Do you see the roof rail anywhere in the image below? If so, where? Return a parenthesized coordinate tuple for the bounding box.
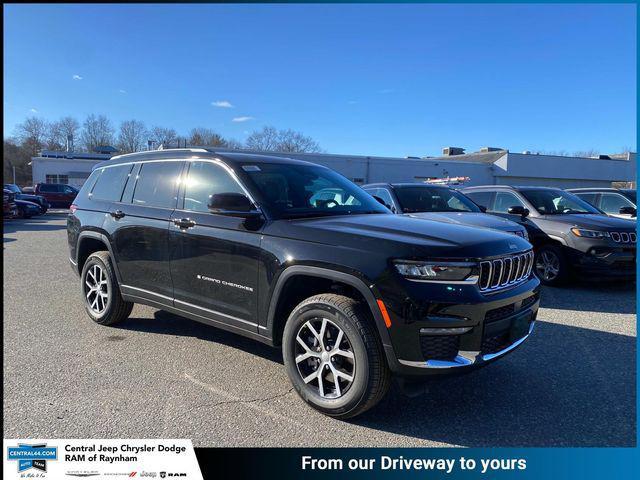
(110, 148, 208, 161)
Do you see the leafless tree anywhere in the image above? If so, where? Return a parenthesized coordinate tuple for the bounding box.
(150, 126, 178, 148)
(14, 116, 49, 155)
(572, 149, 600, 158)
(245, 126, 321, 153)
(81, 114, 115, 151)
(223, 138, 244, 150)
(245, 126, 280, 151)
(188, 127, 226, 147)
(117, 120, 148, 153)
(48, 116, 81, 150)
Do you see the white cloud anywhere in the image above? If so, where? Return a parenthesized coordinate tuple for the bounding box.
(232, 116, 254, 123)
(29, 108, 38, 113)
(119, 89, 127, 94)
(72, 74, 83, 80)
(347, 100, 358, 105)
(212, 100, 234, 108)
(378, 88, 394, 94)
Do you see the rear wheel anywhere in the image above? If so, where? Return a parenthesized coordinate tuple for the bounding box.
(282, 294, 390, 419)
(81, 251, 133, 325)
(534, 245, 568, 286)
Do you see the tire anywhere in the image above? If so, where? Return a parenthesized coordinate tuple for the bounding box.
(81, 251, 133, 325)
(534, 244, 569, 286)
(17, 207, 30, 219)
(282, 293, 391, 419)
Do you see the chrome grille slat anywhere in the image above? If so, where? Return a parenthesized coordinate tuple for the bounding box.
(479, 250, 533, 294)
(610, 231, 635, 243)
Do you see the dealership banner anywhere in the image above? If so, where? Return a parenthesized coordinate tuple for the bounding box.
(3, 439, 203, 479)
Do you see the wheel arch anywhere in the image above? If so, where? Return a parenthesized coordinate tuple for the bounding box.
(75, 231, 122, 283)
(266, 266, 393, 352)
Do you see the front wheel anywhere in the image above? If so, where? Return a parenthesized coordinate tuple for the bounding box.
(534, 245, 568, 286)
(282, 294, 390, 419)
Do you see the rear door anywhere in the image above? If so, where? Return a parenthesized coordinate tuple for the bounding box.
(169, 160, 262, 331)
(110, 160, 186, 300)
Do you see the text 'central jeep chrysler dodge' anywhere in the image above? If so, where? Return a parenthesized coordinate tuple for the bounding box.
(67, 149, 540, 418)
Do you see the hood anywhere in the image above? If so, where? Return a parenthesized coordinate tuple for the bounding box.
(541, 213, 636, 231)
(264, 213, 532, 259)
(17, 193, 43, 202)
(405, 212, 524, 233)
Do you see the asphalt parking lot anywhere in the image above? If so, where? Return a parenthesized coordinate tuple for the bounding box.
(3, 214, 637, 447)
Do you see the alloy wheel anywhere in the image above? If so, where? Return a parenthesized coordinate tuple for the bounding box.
(294, 317, 356, 399)
(84, 264, 109, 314)
(535, 251, 560, 282)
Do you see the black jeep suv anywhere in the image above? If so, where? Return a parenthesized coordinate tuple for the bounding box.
(67, 149, 540, 418)
(462, 185, 637, 286)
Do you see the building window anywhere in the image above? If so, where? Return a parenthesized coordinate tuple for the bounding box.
(45, 174, 69, 184)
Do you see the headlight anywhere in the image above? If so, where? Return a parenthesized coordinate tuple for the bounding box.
(393, 260, 477, 281)
(571, 228, 610, 239)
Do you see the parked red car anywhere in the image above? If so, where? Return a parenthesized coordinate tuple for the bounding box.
(33, 183, 78, 208)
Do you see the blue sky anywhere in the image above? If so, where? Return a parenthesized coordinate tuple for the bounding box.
(3, 3, 637, 156)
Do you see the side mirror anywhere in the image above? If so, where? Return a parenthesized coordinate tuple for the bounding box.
(619, 206, 637, 217)
(208, 193, 260, 217)
(507, 205, 530, 218)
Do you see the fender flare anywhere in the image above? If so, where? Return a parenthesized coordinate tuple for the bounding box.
(265, 265, 393, 349)
(76, 231, 123, 283)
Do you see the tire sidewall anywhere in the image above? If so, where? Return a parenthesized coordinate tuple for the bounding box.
(283, 301, 370, 417)
(81, 254, 115, 323)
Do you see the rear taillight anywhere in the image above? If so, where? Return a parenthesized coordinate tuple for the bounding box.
(70, 204, 78, 214)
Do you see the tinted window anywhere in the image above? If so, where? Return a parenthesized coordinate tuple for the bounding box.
(374, 189, 396, 211)
(39, 184, 59, 193)
(91, 165, 134, 201)
(621, 190, 636, 204)
(574, 193, 598, 206)
(492, 192, 525, 213)
(520, 189, 599, 215)
(242, 163, 388, 219)
(394, 186, 480, 213)
(132, 161, 183, 208)
(464, 191, 493, 209)
(599, 193, 634, 214)
(184, 161, 244, 213)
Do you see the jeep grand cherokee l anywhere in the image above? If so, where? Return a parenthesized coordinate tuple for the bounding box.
(463, 185, 636, 286)
(362, 182, 529, 239)
(67, 149, 540, 418)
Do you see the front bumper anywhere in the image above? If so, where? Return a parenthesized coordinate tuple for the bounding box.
(378, 276, 540, 377)
(566, 244, 636, 278)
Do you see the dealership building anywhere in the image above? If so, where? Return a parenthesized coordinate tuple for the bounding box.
(31, 146, 636, 190)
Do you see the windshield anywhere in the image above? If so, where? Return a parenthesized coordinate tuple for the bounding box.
(241, 162, 389, 219)
(520, 189, 600, 215)
(4, 184, 20, 194)
(394, 186, 481, 213)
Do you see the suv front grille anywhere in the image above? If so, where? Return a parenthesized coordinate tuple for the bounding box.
(420, 335, 459, 361)
(478, 251, 534, 293)
(610, 231, 636, 243)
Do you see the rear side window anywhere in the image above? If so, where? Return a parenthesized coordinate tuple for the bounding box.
(39, 184, 59, 193)
(91, 164, 134, 201)
(132, 161, 183, 208)
(183, 161, 244, 213)
(574, 193, 598, 206)
(464, 191, 494, 209)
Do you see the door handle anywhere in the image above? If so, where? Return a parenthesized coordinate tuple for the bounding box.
(173, 218, 196, 229)
(110, 210, 125, 219)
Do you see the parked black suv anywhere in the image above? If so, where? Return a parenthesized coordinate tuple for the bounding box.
(362, 182, 529, 239)
(462, 185, 636, 285)
(67, 149, 540, 418)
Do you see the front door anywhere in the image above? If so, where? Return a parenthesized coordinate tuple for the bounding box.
(169, 160, 262, 332)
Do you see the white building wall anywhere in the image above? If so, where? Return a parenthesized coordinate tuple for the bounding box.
(32, 158, 103, 188)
